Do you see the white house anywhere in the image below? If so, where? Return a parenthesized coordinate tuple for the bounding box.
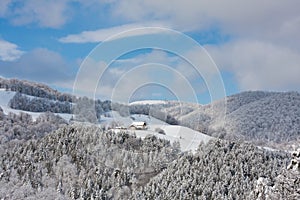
(129, 121, 147, 130)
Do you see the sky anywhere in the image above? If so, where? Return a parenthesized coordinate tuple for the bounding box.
(0, 0, 299, 104)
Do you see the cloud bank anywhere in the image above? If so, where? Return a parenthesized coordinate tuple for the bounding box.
(0, 0, 71, 28)
(0, 39, 24, 61)
(59, 23, 170, 43)
(0, 48, 75, 85)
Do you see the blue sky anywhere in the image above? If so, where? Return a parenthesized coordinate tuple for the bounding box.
(0, 0, 299, 104)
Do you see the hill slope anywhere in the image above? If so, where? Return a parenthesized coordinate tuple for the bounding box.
(0, 124, 180, 199)
(1, 125, 296, 199)
(155, 91, 300, 149)
(225, 92, 300, 144)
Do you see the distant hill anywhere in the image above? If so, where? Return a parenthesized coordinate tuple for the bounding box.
(0, 78, 112, 122)
(160, 91, 300, 149)
(0, 77, 73, 102)
(224, 91, 300, 146)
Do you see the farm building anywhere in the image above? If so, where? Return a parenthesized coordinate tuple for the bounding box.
(129, 121, 147, 130)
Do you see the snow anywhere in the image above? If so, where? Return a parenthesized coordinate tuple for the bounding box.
(56, 113, 73, 121)
(148, 125, 213, 152)
(99, 112, 167, 127)
(112, 125, 213, 152)
(103, 111, 213, 152)
(0, 89, 73, 121)
(0, 89, 16, 106)
(129, 100, 167, 105)
(257, 146, 281, 152)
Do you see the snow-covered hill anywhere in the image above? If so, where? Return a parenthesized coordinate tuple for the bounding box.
(101, 112, 213, 152)
(129, 100, 168, 105)
(0, 89, 72, 121)
(157, 91, 300, 149)
(224, 92, 300, 145)
(0, 124, 293, 199)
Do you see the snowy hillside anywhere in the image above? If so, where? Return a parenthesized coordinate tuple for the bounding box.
(224, 92, 300, 146)
(0, 77, 73, 102)
(129, 100, 168, 105)
(100, 112, 213, 152)
(99, 112, 167, 128)
(0, 89, 16, 107)
(131, 125, 213, 152)
(0, 89, 40, 120)
(1, 124, 295, 199)
(149, 91, 300, 149)
(0, 89, 72, 121)
(203, 91, 300, 149)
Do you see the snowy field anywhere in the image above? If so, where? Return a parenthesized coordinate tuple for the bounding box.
(131, 125, 213, 152)
(103, 112, 214, 152)
(129, 100, 167, 105)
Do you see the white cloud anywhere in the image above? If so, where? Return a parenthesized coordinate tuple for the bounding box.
(71, 50, 202, 102)
(128, 50, 178, 65)
(58, 0, 300, 94)
(59, 22, 170, 43)
(72, 57, 109, 98)
(59, 1, 300, 50)
(1, 0, 70, 28)
(206, 40, 300, 91)
(107, 64, 198, 103)
(103, 1, 300, 58)
(100, 50, 214, 101)
(0, 48, 75, 84)
(108, 1, 300, 38)
(101, 0, 299, 92)
(0, 39, 24, 61)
